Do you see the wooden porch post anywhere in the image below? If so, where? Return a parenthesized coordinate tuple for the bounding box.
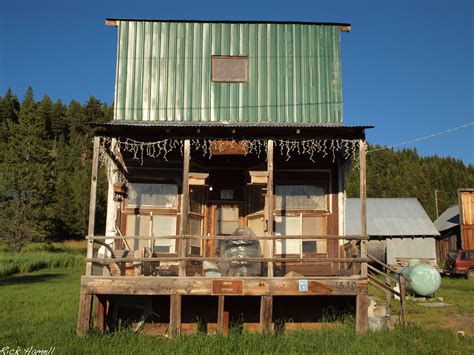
(217, 295, 229, 335)
(360, 140, 367, 277)
(262, 139, 274, 333)
(179, 139, 191, 277)
(266, 139, 274, 278)
(356, 293, 369, 333)
(77, 293, 93, 336)
(356, 139, 369, 333)
(86, 136, 100, 276)
(77, 136, 100, 335)
(169, 294, 182, 337)
(93, 295, 107, 333)
(260, 295, 273, 334)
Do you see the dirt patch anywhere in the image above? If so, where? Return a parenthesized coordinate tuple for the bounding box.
(437, 313, 474, 336)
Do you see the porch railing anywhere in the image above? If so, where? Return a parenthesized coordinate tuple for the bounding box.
(84, 234, 368, 278)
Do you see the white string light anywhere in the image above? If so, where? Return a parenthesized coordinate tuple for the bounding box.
(100, 137, 360, 166)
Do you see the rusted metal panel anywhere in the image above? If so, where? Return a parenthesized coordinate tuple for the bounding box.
(459, 189, 474, 249)
(113, 20, 343, 124)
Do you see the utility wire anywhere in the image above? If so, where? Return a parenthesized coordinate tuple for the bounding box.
(368, 121, 474, 154)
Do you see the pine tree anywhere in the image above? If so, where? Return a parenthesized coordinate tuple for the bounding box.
(0, 87, 55, 251)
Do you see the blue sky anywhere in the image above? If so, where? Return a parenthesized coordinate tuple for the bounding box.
(1, 0, 473, 164)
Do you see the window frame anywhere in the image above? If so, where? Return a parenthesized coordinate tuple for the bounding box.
(123, 182, 181, 255)
(273, 170, 331, 258)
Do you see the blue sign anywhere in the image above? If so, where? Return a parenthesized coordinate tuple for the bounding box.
(299, 279, 308, 292)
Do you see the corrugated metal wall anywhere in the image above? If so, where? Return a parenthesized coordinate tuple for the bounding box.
(114, 21, 343, 123)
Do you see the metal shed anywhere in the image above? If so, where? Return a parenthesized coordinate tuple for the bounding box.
(346, 198, 440, 266)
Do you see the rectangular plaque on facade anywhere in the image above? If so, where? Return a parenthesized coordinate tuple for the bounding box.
(212, 280, 243, 295)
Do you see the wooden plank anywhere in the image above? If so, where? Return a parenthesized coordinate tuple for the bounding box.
(142, 323, 169, 336)
(87, 234, 368, 241)
(260, 296, 273, 334)
(86, 136, 100, 276)
(169, 295, 182, 337)
(105, 19, 118, 27)
(368, 274, 401, 298)
(77, 293, 93, 336)
(399, 275, 407, 325)
(355, 294, 369, 333)
(93, 295, 106, 333)
(88, 256, 369, 263)
(179, 139, 191, 276)
(217, 296, 228, 335)
(243, 323, 261, 333)
(181, 323, 199, 335)
(284, 322, 337, 331)
(359, 140, 367, 278)
(266, 139, 274, 277)
(81, 276, 367, 296)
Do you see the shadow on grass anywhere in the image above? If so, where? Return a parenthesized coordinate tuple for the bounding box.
(0, 273, 65, 286)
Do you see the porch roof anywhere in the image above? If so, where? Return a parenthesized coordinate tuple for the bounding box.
(92, 120, 373, 140)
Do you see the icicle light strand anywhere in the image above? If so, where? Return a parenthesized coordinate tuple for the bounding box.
(99, 137, 360, 166)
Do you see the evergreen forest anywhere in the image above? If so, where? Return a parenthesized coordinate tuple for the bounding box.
(0, 88, 472, 251)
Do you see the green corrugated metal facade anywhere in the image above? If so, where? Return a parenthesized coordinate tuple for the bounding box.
(114, 20, 344, 124)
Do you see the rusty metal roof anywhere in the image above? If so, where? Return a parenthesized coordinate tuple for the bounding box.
(98, 120, 373, 128)
(106, 18, 351, 29)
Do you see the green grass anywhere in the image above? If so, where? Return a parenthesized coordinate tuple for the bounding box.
(0, 267, 473, 354)
(0, 247, 473, 354)
(0, 242, 85, 278)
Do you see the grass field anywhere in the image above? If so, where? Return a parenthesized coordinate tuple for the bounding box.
(1, 247, 473, 354)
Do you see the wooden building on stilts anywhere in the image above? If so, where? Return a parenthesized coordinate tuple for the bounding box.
(77, 19, 373, 336)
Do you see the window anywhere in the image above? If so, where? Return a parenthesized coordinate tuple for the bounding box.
(212, 56, 248, 82)
(189, 216, 203, 255)
(275, 185, 326, 210)
(461, 252, 474, 261)
(189, 186, 205, 255)
(190, 186, 204, 214)
(274, 183, 328, 256)
(274, 215, 327, 256)
(216, 205, 240, 235)
(127, 183, 178, 208)
(124, 183, 179, 254)
(125, 214, 177, 253)
(248, 185, 265, 215)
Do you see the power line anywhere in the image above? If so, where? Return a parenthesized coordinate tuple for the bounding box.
(368, 121, 474, 154)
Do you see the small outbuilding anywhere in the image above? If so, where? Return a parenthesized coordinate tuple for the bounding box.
(346, 198, 439, 267)
(434, 205, 461, 263)
(434, 189, 474, 264)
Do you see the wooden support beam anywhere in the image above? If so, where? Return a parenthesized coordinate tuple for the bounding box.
(86, 136, 100, 276)
(217, 296, 228, 335)
(81, 276, 368, 296)
(399, 276, 407, 325)
(105, 19, 118, 27)
(179, 139, 191, 276)
(266, 139, 274, 277)
(169, 295, 182, 337)
(355, 294, 369, 333)
(260, 295, 273, 334)
(77, 293, 93, 336)
(103, 138, 128, 179)
(359, 140, 367, 277)
(93, 295, 106, 333)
